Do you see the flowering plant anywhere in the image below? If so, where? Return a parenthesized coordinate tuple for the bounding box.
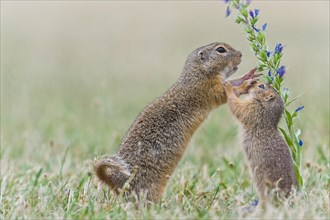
(224, 0, 304, 188)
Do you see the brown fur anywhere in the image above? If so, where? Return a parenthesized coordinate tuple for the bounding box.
(223, 82, 298, 204)
(93, 42, 257, 202)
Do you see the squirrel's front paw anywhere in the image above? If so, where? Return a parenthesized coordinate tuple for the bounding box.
(240, 79, 259, 94)
(242, 67, 262, 81)
(223, 82, 233, 92)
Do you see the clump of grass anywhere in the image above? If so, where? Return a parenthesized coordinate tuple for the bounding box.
(1, 150, 329, 219)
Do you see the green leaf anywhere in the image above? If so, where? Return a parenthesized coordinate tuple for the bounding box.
(219, 182, 228, 189)
(279, 127, 294, 147)
(274, 75, 283, 88)
(282, 89, 290, 103)
(291, 111, 298, 118)
(241, 8, 248, 18)
(235, 16, 245, 24)
(245, 27, 253, 35)
(284, 109, 293, 128)
(257, 32, 265, 45)
(292, 127, 300, 147)
(251, 44, 259, 53)
(285, 94, 302, 107)
(259, 50, 267, 60)
(251, 17, 258, 26)
(273, 81, 280, 90)
(257, 63, 267, 71)
(247, 36, 255, 41)
(267, 61, 275, 69)
(257, 55, 266, 62)
(293, 162, 303, 188)
(34, 167, 43, 187)
(273, 53, 282, 69)
(264, 75, 273, 83)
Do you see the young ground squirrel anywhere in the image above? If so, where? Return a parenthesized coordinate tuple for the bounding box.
(94, 42, 259, 202)
(223, 81, 298, 204)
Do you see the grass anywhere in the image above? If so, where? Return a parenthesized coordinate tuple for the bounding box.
(1, 1, 329, 219)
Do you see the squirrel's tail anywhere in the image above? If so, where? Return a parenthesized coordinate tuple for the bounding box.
(93, 156, 131, 192)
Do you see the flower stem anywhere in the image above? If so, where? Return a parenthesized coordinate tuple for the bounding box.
(224, 0, 304, 188)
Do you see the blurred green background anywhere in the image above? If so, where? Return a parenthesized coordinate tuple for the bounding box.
(1, 0, 329, 192)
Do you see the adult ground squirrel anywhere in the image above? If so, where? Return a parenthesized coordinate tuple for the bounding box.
(94, 42, 259, 202)
(223, 82, 298, 204)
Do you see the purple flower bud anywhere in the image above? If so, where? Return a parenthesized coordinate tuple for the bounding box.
(251, 199, 259, 207)
(226, 6, 231, 17)
(249, 10, 254, 18)
(262, 23, 267, 31)
(254, 9, 260, 16)
(246, 0, 252, 5)
(267, 70, 274, 81)
(266, 51, 271, 57)
(295, 105, 304, 112)
(298, 139, 303, 147)
(276, 65, 286, 78)
(274, 43, 283, 54)
(224, 0, 229, 3)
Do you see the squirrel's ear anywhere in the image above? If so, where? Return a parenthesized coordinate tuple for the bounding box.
(198, 50, 208, 62)
(264, 91, 275, 101)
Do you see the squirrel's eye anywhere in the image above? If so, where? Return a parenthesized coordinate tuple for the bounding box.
(258, 84, 265, 89)
(216, 47, 227, 53)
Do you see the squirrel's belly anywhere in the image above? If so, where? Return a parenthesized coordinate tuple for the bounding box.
(118, 113, 207, 182)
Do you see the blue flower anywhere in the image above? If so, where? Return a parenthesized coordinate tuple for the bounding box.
(254, 9, 260, 16)
(298, 139, 303, 147)
(276, 65, 286, 78)
(295, 105, 304, 112)
(226, 6, 231, 17)
(224, 0, 229, 3)
(249, 9, 260, 18)
(262, 23, 267, 31)
(274, 43, 283, 54)
(267, 70, 274, 81)
(266, 51, 271, 57)
(251, 199, 259, 207)
(249, 10, 255, 18)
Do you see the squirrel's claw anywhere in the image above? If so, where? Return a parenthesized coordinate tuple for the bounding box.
(242, 67, 262, 80)
(246, 78, 259, 86)
(229, 67, 261, 87)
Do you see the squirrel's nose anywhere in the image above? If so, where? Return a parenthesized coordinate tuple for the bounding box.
(238, 52, 242, 57)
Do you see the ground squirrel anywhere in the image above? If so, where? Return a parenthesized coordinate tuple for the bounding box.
(94, 42, 259, 202)
(223, 81, 298, 204)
